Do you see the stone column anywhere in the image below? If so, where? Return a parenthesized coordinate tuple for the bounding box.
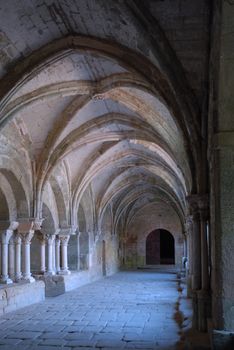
(0, 222, 18, 284)
(21, 230, 35, 282)
(197, 195, 211, 332)
(59, 235, 70, 275)
(197, 196, 210, 291)
(187, 195, 201, 330)
(77, 231, 81, 271)
(37, 232, 46, 274)
(52, 240, 56, 273)
(191, 209, 201, 291)
(186, 216, 193, 296)
(8, 236, 15, 281)
(14, 233, 22, 281)
(88, 230, 93, 268)
(18, 219, 41, 283)
(46, 234, 55, 275)
(55, 237, 61, 273)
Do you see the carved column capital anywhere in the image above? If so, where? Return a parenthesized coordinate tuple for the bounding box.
(0, 220, 19, 233)
(17, 220, 34, 240)
(59, 235, 70, 246)
(14, 233, 22, 245)
(55, 234, 60, 241)
(0, 230, 14, 244)
(0, 221, 18, 244)
(20, 230, 34, 244)
(36, 231, 46, 244)
(186, 194, 209, 221)
(185, 215, 193, 235)
(46, 234, 56, 245)
(197, 195, 209, 221)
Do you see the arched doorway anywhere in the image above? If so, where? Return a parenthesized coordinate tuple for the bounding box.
(146, 229, 175, 265)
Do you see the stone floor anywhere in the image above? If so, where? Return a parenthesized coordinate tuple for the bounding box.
(0, 270, 201, 350)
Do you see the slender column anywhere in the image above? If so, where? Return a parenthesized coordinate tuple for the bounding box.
(198, 197, 210, 291)
(88, 230, 92, 268)
(0, 229, 14, 284)
(192, 210, 201, 290)
(40, 240, 46, 273)
(46, 234, 55, 275)
(8, 236, 15, 281)
(36, 232, 46, 274)
(59, 235, 70, 275)
(52, 240, 56, 272)
(196, 195, 211, 332)
(187, 199, 202, 291)
(55, 237, 61, 273)
(15, 234, 22, 281)
(77, 231, 81, 271)
(187, 196, 202, 330)
(186, 216, 193, 293)
(21, 230, 35, 282)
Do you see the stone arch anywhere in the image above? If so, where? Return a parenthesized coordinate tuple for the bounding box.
(0, 187, 9, 221)
(124, 201, 184, 267)
(49, 175, 68, 228)
(0, 172, 17, 221)
(0, 35, 200, 194)
(77, 204, 86, 233)
(41, 203, 56, 236)
(0, 168, 29, 218)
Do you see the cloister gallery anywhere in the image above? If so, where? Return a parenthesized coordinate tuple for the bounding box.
(0, 1, 233, 349)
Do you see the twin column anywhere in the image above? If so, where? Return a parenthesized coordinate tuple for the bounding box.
(37, 231, 70, 276)
(0, 221, 72, 284)
(0, 221, 36, 284)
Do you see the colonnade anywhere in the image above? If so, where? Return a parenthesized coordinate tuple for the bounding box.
(0, 220, 72, 285)
(186, 194, 210, 332)
(37, 230, 71, 276)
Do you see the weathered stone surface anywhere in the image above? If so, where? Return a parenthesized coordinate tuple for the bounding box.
(0, 2, 233, 349)
(0, 270, 198, 350)
(0, 281, 45, 315)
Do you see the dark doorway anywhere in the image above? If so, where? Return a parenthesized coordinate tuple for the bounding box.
(160, 229, 175, 264)
(146, 229, 175, 265)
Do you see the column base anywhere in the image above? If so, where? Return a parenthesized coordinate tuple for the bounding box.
(58, 269, 71, 275)
(15, 273, 23, 282)
(45, 271, 56, 276)
(191, 290, 198, 329)
(187, 273, 193, 297)
(212, 330, 234, 350)
(0, 276, 13, 284)
(40, 270, 46, 275)
(22, 275, 35, 283)
(197, 289, 211, 332)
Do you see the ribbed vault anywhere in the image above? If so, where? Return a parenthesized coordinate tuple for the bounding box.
(0, 34, 197, 240)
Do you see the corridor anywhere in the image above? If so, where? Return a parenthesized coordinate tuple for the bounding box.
(0, 270, 192, 350)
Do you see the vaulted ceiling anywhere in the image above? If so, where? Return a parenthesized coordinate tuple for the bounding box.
(0, 0, 210, 232)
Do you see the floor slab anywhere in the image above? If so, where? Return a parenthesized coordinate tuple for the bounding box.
(0, 270, 196, 349)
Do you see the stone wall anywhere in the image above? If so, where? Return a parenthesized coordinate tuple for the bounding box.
(0, 281, 45, 315)
(124, 201, 184, 268)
